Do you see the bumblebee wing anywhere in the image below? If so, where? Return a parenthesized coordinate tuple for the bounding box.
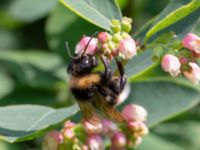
(78, 101, 101, 125)
(94, 93, 126, 123)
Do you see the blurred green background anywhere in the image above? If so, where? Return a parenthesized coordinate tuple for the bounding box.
(1, 0, 200, 150)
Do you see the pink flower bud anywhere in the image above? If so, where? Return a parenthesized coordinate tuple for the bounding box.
(134, 137, 142, 147)
(127, 137, 143, 148)
(127, 121, 140, 131)
(128, 121, 149, 137)
(102, 119, 118, 137)
(111, 132, 127, 148)
(182, 33, 200, 54)
(122, 104, 148, 122)
(118, 35, 137, 59)
(83, 120, 103, 134)
(81, 145, 89, 150)
(87, 135, 104, 150)
(138, 122, 149, 136)
(75, 36, 98, 56)
(64, 120, 76, 129)
(183, 62, 200, 84)
(98, 32, 111, 43)
(42, 131, 63, 150)
(101, 43, 112, 55)
(62, 128, 75, 140)
(161, 54, 181, 77)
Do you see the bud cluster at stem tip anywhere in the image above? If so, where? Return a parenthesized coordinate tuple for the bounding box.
(74, 17, 137, 60)
(161, 33, 200, 85)
(42, 104, 149, 150)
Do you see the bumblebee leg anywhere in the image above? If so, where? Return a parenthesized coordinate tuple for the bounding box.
(97, 86, 117, 106)
(108, 77, 121, 95)
(115, 59, 127, 92)
(100, 55, 112, 84)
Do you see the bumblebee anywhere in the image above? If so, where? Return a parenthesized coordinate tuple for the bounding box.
(67, 40, 127, 123)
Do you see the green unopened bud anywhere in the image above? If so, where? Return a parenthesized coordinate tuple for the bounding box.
(111, 19, 121, 33)
(58, 143, 67, 150)
(121, 32, 130, 39)
(73, 124, 86, 142)
(112, 33, 123, 43)
(72, 143, 81, 150)
(121, 17, 132, 33)
(108, 41, 116, 51)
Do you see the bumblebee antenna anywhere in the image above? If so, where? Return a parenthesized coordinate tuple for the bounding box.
(66, 42, 77, 59)
(81, 31, 99, 57)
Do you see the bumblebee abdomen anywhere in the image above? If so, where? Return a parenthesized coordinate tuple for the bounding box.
(69, 74, 101, 89)
(71, 88, 94, 101)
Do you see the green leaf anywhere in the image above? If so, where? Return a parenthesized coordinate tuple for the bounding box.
(125, 50, 157, 81)
(0, 88, 56, 106)
(121, 81, 200, 127)
(191, 18, 200, 35)
(46, 3, 99, 59)
(133, 17, 156, 41)
(153, 121, 200, 150)
(60, 0, 122, 31)
(7, 0, 56, 22)
(145, 0, 200, 42)
(0, 72, 14, 99)
(137, 134, 184, 150)
(0, 104, 79, 143)
(0, 50, 64, 89)
(0, 140, 22, 150)
(0, 29, 21, 49)
(155, 8, 200, 41)
(0, 50, 63, 71)
(0, 10, 22, 29)
(136, 76, 200, 93)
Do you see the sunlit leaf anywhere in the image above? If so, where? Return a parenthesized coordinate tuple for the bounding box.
(60, 0, 122, 31)
(0, 104, 79, 143)
(7, 0, 57, 22)
(145, 0, 200, 42)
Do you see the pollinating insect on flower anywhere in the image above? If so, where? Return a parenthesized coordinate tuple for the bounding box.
(42, 16, 149, 150)
(3, 0, 200, 150)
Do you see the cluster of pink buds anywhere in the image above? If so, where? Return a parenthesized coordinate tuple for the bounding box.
(75, 17, 137, 60)
(42, 104, 148, 150)
(122, 104, 149, 148)
(161, 33, 200, 84)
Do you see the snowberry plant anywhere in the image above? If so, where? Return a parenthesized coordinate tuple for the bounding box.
(0, 0, 200, 150)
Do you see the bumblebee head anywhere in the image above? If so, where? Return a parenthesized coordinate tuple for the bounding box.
(67, 54, 98, 76)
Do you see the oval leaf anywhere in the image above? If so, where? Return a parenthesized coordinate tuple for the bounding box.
(60, 0, 122, 31)
(137, 134, 184, 150)
(8, 0, 56, 22)
(0, 104, 79, 143)
(46, 3, 99, 58)
(145, 0, 200, 42)
(0, 72, 14, 99)
(125, 50, 157, 81)
(121, 81, 200, 127)
(0, 50, 64, 89)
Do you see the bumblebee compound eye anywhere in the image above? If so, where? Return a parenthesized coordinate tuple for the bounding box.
(84, 59, 89, 64)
